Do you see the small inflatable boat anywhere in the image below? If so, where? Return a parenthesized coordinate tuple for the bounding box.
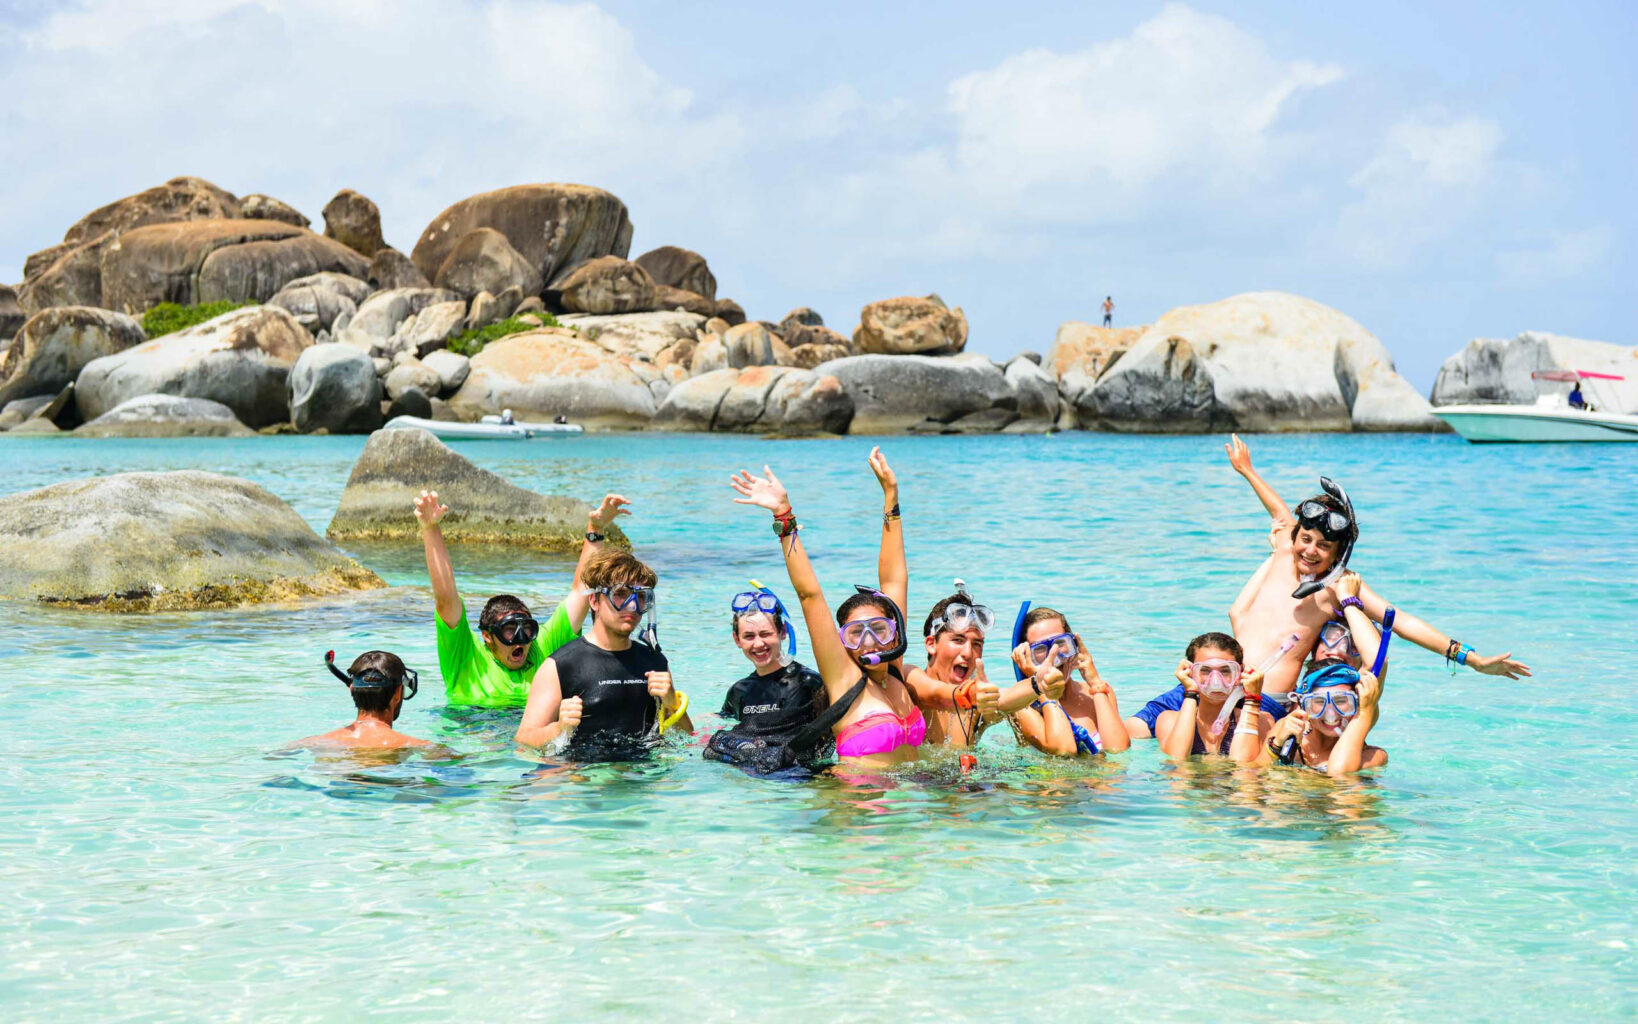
(381, 415, 583, 440)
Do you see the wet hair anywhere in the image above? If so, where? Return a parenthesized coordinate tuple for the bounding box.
(1290, 493, 1357, 545)
(921, 593, 968, 638)
(732, 608, 786, 639)
(479, 594, 530, 635)
(1021, 606, 1072, 636)
(583, 549, 658, 591)
(1185, 631, 1243, 663)
(836, 590, 894, 626)
(347, 650, 405, 714)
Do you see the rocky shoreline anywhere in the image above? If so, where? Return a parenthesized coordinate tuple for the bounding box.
(2, 175, 1630, 438)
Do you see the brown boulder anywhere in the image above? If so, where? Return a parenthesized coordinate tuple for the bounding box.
(63, 176, 241, 247)
(99, 219, 369, 313)
(447, 328, 662, 429)
(0, 286, 24, 340)
(366, 246, 430, 290)
(782, 321, 850, 351)
(1047, 322, 1143, 380)
(853, 295, 968, 356)
(0, 306, 146, 406)
(780, 307, 824, 331)
(633, 245, 716, 301)
(432, 227, 543, 300)
(652, 285, 715, 316)
(411, 184, 632, 291)
(714, 298, 746, 326)
(322, 189, 385, 257)
(19, 236, 114, 313)
(788, 342, 850, 369)
(556, 256, 656, 315)
(24, 243, 75, 283)
(239, 194, 310, 228)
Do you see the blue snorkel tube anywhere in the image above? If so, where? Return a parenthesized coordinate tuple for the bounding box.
(747, 578, 799, 662)
(1371, 607, 1395, 677)
(1011, 601, 1031, 681)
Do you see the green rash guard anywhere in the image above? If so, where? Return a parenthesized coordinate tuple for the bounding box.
(436, 602, 577, 708)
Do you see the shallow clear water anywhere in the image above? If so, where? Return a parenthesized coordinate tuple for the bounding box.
(1, 432, 1634, 1021)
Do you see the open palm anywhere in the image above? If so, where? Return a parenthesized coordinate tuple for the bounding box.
(730, 466, 790, 513)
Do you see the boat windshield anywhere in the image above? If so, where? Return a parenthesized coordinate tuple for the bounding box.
(1531, 370, 1630, 414)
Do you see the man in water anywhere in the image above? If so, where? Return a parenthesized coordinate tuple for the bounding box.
(904, 587, 1036, 749)
(515, 550, 691, 758)
(415, 489, 632, 708)
(292, 650, 447, 754)
(1102, 295, 1114, 327)
(1222, 435, 1529, 700)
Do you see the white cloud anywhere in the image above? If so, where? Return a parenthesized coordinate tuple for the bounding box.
(1496, 225, 1615, 281)
(1329, 111, 1506, 269)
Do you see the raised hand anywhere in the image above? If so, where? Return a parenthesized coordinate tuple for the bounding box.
(868, 446, 898, 497)
(1011, 642, 1036, 678)
(1269, 707, 1307, 747)
(414, 489, 449, 529)
(971, 658, 1001, 717)
(1469, 652, 1532, 680)
(730, 466, 791, 515)
(558, 696, 583, 732)
(1174, 658, 1193, 688)
(1356, 668, 1382, 709)
(1226, 434, 1253, 476)
(1034, 661, 1067, 701)
(1330, 570, 1362, 601)
(590, 493, 632, 531)
(1240, 668, 1265, 700)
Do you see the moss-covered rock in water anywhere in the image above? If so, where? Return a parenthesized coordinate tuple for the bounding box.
(326, 427, 626, 550)
(0, 471, 384, 611)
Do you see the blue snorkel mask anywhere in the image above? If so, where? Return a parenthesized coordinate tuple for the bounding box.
(732, 579, 798, 662)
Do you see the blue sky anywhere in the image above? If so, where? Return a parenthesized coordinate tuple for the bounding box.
(1, 1, 1631, 388)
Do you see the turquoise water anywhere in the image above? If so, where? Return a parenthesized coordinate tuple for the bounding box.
(2, 432, 1635, 1021)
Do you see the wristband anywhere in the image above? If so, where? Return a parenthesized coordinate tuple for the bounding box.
(585, 530, 605, 543)
(1181, 689, 1200, 702)
(1030, 678, 1043, 696)
(953, 680, 977, 710)
(658, 691, 689, 732)
(883, 503, 901, 524)
(772, 508, 799, 539)
(1339, 596, 1364, 614)
(1234, 726, 1258, 738)
(1456, 645, 1473, 666)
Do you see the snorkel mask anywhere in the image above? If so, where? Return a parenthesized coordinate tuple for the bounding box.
(732, 579, 798, 662)
(591, 582, 661, 651)
(325, 650, 418, 700)
(927, 579, 996, 637)
(1008, 600, 1079, 679)
(840, 585, 907, 666)
(1189, 658, 1242, 698)
(1294, 661, 1360, 731)
(1317, 620, 1360, 662)
(489, 611, 540, 647)
(1291, 477, 1357, 600)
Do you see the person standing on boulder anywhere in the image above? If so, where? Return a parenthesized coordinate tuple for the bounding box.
(1102, 296, 1114, 328)
(414, 489, 630, 708)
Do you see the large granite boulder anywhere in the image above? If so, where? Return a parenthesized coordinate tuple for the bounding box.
(73, 394, 254, 437)
(1082, 292, 1437, 432)
(322, 189, 385, 257)
(410, 184, 632, 290)
(651, 285, 716, 316)
(387, 299, 467, 358)
(0, 306, 145, 406)
(447, 329, 662, 429)
(782, 321, 850, 352)
(421, 349, 470, 393)
(336, 287, 462, 355)
(633, 245, 716, 301)
(432, 227, 543, 300)
(0, 395, 56, 430)
(76, 305, 312, 428)
(267, 272, 368, 335)
(18, 235, 114, 312)
(1431, 331, 1638, 408)
(366, 246, 431, 290)
(239, 194, 309, 228)
(813, 353, 1012, 433)
(853, 295, 968, 356)
(653, 366, 852, 434)
(0, 470, 383, 611)
(780, 307, 824, 332)
(63, 176, 241, 247)
(0, 285, 25, 340)
(1048, 322, 1142, 379)
(99, 219, 370, 312)
(1335, 332, 1445, 431)
(383, 357, 442, 400)
(557, 310, 707, 362)
(556, 256, 656, 315)
(1004, 356, 1058, 424)
(327, 427, 621, 549)
(289, 343, 383, 434)
(788, 341, 851, 369)
(724, 321, 777, 368)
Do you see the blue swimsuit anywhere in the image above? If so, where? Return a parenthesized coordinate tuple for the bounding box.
(1031, 699, 1101, 755)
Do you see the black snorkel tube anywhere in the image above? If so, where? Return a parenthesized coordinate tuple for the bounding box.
(1292, 476, 1357, 600)
(324, 650, 419, 699)
(852, 584, 907, 666)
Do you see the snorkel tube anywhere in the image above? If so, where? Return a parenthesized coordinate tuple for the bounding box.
(638, 593, 661, 653)
(1010, 601, 1032, 681)
(852, 585, 907, 667)
(1210, 632, 1299, 740)
(1292, 476, 1357, 600)
(324, 650, 351, 686)
(1371, 607, 1395, 677)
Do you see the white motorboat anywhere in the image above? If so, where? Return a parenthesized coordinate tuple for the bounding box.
(1433, 370, 1638, 442)
(381, 415, 584, 440)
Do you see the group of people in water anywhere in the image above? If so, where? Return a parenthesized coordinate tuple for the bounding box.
(298, 436, 1531, 778)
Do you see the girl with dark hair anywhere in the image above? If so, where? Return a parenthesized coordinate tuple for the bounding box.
(1153, 632, 1272, 762)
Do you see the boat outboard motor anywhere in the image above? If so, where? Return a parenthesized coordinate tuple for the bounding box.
(1292, 477, 1357, 600)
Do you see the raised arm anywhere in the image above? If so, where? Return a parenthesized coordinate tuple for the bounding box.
(1157, 662, 1201, 760)
(564, 494, 631, 632)
(1331, 572, 1382, 673)
(1227, 669, 1271, 763)
(1327, 670, 1387, 775)
(1226, 434, 1294, 528)
(731, 467, 856, 702)
(869, 447, 907, 615)
(415, 490, 463, 630)
(1357, 583, 1532, 680)
(1075, 639, 1130, 753)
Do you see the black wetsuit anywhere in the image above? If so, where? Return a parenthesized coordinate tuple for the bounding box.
(551, 636, 668, 760)
(705, 661, 838, 771)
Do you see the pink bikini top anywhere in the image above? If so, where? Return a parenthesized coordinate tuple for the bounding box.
(835, 705, 926, 759)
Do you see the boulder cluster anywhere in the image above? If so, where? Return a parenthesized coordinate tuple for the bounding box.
(1, 175, 1462, 436)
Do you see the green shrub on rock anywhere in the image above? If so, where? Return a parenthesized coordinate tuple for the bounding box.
(446, 312, 564, 356)
(141, 300, 256, 338)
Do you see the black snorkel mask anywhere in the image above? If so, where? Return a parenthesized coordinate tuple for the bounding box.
(325, 650, 418, 700)
(1291, 476, 1357, 600)
(850, 585, 907, 666)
